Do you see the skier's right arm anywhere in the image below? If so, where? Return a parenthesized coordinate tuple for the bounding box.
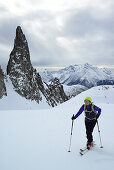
(72, 105, 84, 120)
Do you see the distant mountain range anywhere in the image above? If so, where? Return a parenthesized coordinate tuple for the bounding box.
(38, 63, 114, 88)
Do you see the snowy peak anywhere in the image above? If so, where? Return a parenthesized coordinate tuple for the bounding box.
(51, 64, 114, 88)
(38, 63, 114, 90)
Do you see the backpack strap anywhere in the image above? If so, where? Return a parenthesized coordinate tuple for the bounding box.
(91, 103, 97, 114)
(84, 103, 97, 114)
(83, 104, 86, 111)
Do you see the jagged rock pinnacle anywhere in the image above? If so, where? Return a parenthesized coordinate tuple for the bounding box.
(6, 27, 68, 106)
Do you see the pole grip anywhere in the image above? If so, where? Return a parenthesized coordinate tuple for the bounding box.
(68, 115, 74, 152)
(71, 115, 74, 135)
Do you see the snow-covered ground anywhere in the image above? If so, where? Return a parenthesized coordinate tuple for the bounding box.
(0, 85, 114, 170)
(63, 84, 88, 97)
(0, 78, 50, 110)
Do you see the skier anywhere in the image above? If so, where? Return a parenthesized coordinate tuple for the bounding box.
(72, 97, 101, 148)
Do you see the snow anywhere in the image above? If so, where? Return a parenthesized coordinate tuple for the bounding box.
(63, 84, 88, 97)
(0, 78, 50, 110)
(0, 85, 114, 170)
(38, 69, 54, 83)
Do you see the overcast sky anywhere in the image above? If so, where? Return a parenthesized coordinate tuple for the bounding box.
(0, 0, 114, 68)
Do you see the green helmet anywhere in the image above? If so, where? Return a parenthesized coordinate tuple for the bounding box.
(84, 97, 92, 103)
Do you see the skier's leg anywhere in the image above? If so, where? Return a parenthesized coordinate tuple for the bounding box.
(85, 120, 97, 143)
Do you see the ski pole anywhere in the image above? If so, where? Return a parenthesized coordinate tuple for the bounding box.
(68, 115, 74, 152)
(97, 120, 103, 148)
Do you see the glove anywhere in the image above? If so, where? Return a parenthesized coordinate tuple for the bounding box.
(71, 115, 75, 120)
(96, 114, 99, 119)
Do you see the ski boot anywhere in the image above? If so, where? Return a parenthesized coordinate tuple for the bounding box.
(87, 142, 93, 150)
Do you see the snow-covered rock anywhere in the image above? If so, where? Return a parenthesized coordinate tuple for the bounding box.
(0, 66, 7, 98)
(0, 76, 50, 110)
(7, 26, 43, 103)
(43, 77, 68, 107)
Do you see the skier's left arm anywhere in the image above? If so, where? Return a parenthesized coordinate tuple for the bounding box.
(94, 105, 101, 118)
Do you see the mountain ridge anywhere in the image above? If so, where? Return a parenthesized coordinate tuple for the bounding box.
(38, 63, 114, 88)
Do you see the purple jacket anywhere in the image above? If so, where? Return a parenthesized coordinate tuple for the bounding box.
(74, 104, 101, 119)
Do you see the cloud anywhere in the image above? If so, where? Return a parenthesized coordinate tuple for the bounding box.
(0, 0, 114, 68)
(63, 6, 114, 37)
(58, 5, 114, 66)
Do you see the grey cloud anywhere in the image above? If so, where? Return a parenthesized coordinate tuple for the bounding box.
(0, 4, 8, 12)
(0, 17, 26, 66)
(0, 17, 22, 45)
(0, 11, 66, 66)
(59, 6, 114, 66)
(72, 37, 114, 66)
(0, 3, 114, 68)
(27, 35, 67, 66)
(26, 0, 43, 4)
(24, 9, 54, 21)
(63, 7, 114, 38)
(0, 16, 24, 66)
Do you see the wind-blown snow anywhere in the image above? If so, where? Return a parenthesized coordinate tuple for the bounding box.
(0, 85, 114, 170)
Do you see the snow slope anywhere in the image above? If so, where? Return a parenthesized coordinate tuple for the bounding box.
(0, 78, 50, 110)
(63, 84, 88, 98)
(0, 85, 114, 170)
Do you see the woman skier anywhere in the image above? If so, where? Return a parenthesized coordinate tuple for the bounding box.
(72, 97, 101, 148)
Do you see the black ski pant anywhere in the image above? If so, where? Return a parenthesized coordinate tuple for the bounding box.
(85, 119, 97, 143)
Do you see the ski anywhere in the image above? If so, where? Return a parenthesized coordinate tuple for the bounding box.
(80, 142, 96, 155)
(80, 147, 90, 155)
(80, 146, 87, 152)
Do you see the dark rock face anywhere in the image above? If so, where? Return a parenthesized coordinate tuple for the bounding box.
(66, 79, 94, 88)
(7, 26, 68, 106)
(7, 26, 42, 103)
(97, 80, 114, 86)
(44, 78, 68, 107)
(0, 66, 7, 98)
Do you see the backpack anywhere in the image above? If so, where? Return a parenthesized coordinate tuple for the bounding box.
(84, 103, 97, 120)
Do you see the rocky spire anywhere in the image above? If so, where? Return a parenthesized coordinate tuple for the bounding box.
(7, 26, 68, 106)
(7, 26, 42, 103)
(7, 26, 31, 75)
